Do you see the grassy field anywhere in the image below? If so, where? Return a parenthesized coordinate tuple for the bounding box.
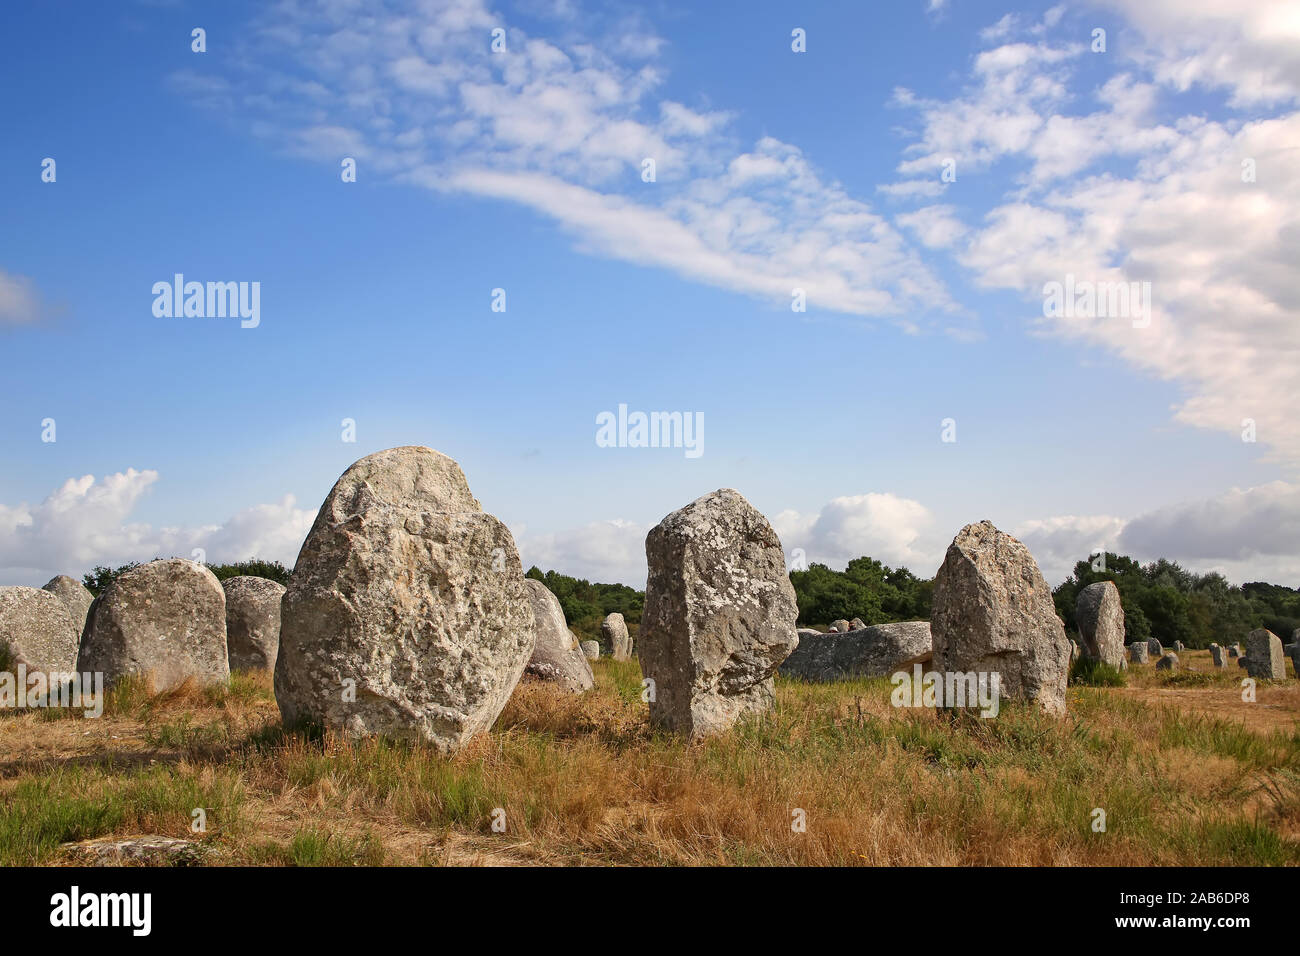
(1, 649, 1297, 866)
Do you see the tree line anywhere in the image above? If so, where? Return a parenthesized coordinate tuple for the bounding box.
(78, 551, 1299, 651)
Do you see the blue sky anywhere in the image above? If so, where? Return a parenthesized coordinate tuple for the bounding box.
(2, 0, 1298, 588)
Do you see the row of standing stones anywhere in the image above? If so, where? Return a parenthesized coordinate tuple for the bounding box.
(3, 446, 1297, 752)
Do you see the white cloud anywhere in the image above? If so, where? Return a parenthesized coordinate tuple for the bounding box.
(515, 518, 647, 586)
(1016, 481, 1300, 586)
(773, 493, 939, 573)
(174, 0, 953, 324)
(0, 471, 315, 586)
(1095, 0, 1300, 107)
(0, 270, 50, 326)
(883, 8, 1300, 467)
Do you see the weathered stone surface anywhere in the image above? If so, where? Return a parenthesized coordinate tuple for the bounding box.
(1228, 644, 1240, 658)
(522, 579, 593, 693)
(1147, 638, 1163, 656)
(580, 640, 599, 661)
(63, 836, 212, 867)
(1244, 628, 1285, 680)
(1156, 652, 1179, 671)
(779, 621, 931, 682)
(1173, 640, 1185, 652)
(849, 618, 866, 631)
(1075, 581, 1126, 670)
(222, 576, 284, 672)
(1129, 642, 1150, 664)
(931, 521, 1069, 717)
(797, 627, 821, 640)
(830, 619, 851, 634)
(77, 560, 228, 691)
(601, 613, 631, 661)
(0, 586, 80, 674)
(1210, 644, 1226, 667)
(639, 488, 799, 737)
(41, 575, 94, 636)
(274, 446, 535, 752)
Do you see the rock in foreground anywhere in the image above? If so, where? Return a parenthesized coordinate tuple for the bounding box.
(780, 621, 932, 681)
(931, 521, 1069, 717)
(639, 489, 799, 738)
(275, 447, 535, 753)
(77, 559, 228, 691)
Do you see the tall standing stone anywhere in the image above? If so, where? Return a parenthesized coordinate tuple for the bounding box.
(1147, 637, 1163, 657)
(77, 559, 229, 691)
(522, 579, 593, 693)
(601, 613, 631, 661)
(275, 447, 535, 752)
(1243, 628, 1285, 680)
(1210, 643, 1226, 667)
(1129, 642, 1149, 664)
(931, 521, 1069, 717)
(41, 575, 95, 637)
(639, 489, 799, 737)
(1075, 581, 1126, 670)
(222, 576, 285, 672)
(0, 586, 80, 674)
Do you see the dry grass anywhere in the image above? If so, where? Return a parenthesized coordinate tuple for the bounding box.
(1, 658, 1297, 866)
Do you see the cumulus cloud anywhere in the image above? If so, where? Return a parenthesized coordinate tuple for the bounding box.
(0, 471, 315, 586)
(773, 493, 939, 573)
(1096, 0, 1300, 107)
(1016, 481, 1300, 586)
(515, 518, 647, 587)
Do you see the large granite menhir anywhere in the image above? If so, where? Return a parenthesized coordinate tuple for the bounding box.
(639, 489, 799, 738)
(931, 521, 1069, 717)
(77, 559, 229, 691)
(274, 446, 535, 753)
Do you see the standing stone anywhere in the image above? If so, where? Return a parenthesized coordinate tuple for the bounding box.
(522, 579, 593, 693)
(1147, 638, 1163, 657)
(580, 640, 600, 661)
(275, 447, 535, 752)
(41, 575, 95, 637)
(780, 621, 931, 682)
(0, 586, 80, 674)
(639, 489, 799, 737)
(601, 613, 631, 661)
(1243, 629, 1285, 680)
(222, 576, 285, 672)
(1129, 642, 1149, 664)
(931, 521, 1069, 717)
(1156, 652, 1179, 671)
(849, 618, 866, 631)
(1228, 644, 1240, 658)
(1069, 639, 1079, 665)
(1173, 640, 1185, 652)
(830, 619, 851, 634)
(1075, 581, 1126, 670)
(77, 559, 228, 691)
(1210, 644, 1226, 667)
